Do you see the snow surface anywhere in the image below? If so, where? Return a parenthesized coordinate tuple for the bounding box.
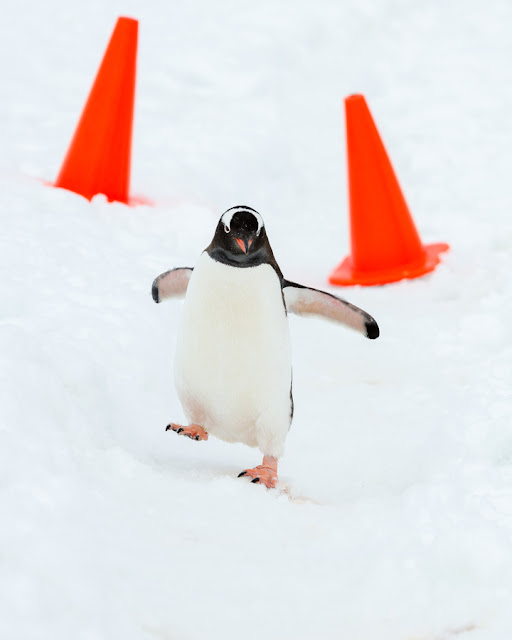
(2, 0, 512, 638)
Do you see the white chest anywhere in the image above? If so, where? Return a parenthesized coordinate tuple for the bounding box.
(174, 253, 292, 441)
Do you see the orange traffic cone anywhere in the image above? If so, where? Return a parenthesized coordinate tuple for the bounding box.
(329, 94, 449, 286)
(54, 17, 138, 204)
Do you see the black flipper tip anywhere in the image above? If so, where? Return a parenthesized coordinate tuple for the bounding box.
(366, 320, 380, 340)
(251, 478, 260, 483)
(152, 280, 160, 303)
(165, 424, 171, 431)
(238, 471, 247, 477)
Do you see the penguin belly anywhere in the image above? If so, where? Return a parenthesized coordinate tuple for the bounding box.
(174, 252, 292, 458)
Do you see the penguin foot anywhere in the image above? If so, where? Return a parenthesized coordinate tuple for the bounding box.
(165, 423, 208, 441)
(238, 456, 278, 489)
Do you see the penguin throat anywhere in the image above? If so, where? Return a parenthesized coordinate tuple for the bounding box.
(207, 246, 266, 268)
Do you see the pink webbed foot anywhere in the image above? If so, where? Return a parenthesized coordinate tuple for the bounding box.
(165, 423, 208, 441)
(238, 456, 278, 489)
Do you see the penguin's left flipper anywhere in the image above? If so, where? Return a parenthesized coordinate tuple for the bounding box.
(283, 281, 379, 339)
(152, 267, 193, 303)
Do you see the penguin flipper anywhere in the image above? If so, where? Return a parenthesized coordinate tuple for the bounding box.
(282, 281, 379, 339)
(152, 268, 193, 303)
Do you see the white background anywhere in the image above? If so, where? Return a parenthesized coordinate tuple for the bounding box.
(1, 1, 512, 638)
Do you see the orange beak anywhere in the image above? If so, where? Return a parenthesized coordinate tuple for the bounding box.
(235, 237, 253, 253)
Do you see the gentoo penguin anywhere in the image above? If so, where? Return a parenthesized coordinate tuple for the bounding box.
(152, 206, 379, 488)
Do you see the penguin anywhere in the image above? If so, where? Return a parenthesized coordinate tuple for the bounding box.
(152, 206, 379, 488)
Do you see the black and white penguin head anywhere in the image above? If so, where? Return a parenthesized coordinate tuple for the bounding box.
(207, 206, 272, 267)
(220, 206, 264, 248)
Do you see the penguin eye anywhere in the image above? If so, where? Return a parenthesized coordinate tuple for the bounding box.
(224, 224, 230, 233)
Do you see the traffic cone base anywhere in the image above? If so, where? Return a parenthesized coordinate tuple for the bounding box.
(329, 242, 449, 286)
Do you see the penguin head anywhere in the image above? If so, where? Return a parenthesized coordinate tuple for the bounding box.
(208, 206, 268, 266)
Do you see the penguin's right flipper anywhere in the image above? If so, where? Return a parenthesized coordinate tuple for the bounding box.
(152, 268, 193, 303)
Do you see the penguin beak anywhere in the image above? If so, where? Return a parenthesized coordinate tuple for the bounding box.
(235, 237, 253, 253)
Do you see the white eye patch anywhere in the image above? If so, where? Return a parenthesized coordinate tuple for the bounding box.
(220, 207, 264, 235)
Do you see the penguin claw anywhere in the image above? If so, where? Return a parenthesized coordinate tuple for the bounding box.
(166, 423, 208, 441)
(237, 464, 278, 489)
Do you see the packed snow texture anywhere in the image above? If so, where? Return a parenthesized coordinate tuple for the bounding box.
(2, 1, 512, 638)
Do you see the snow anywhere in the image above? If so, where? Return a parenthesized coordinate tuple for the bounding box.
(2, 0, 512, 638)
